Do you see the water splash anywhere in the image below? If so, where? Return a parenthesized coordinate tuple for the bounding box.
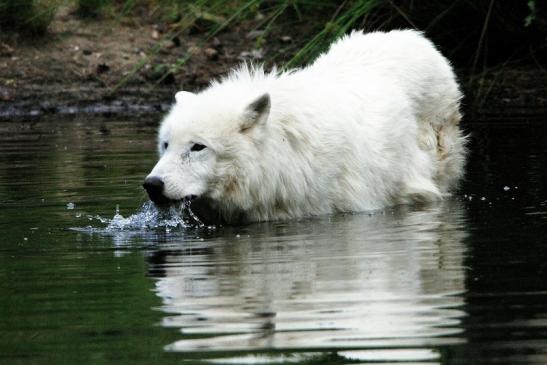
(87, 201, 207, 232)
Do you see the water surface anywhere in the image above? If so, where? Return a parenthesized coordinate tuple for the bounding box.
(1, 115, 546, 364)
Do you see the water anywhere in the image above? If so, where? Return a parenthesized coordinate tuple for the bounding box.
(1, 114, 546, 364)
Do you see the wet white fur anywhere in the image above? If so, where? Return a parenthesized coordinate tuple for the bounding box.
(148, 29, 466, 223)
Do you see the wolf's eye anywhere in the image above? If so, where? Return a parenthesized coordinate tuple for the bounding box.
(190, 143, 206, 152)
(163, 142, 169, 150)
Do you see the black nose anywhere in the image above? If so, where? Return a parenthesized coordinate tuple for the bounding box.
(143, 176, 169, 204)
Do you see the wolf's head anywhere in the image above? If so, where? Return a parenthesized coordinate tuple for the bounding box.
(143, 89, 271, 218)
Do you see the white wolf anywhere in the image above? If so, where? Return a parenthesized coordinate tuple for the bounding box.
(144, 29, 466, 224)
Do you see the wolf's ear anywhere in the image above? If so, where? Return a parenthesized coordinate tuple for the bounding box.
(175, 91, 195, 104)
(241, 93, 271, 132)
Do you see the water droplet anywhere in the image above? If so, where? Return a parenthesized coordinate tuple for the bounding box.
(503, 186, 510, 191)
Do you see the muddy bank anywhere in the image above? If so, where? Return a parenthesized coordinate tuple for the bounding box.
(0, 6, 271, 119)
(1, 8, 546, 121)
(2, 68, 547, 122)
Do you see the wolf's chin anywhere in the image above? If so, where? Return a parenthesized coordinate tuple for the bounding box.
(191, 197, 248, 226)
(187, 196, 224, 225)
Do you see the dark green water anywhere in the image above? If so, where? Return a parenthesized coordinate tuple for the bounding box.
(1, 115, 546, 364)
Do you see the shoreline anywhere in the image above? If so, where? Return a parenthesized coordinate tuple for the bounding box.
(2, 67, 546, 122)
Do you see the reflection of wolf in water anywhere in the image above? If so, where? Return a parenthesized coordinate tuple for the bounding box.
(146, 201, 468, 352)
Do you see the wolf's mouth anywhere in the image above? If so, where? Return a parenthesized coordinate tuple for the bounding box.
(147, 193, 199, 206)
(148, 194, 243, 226)
(183, 195, 199, 202)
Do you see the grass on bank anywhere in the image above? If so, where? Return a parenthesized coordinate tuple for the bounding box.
(109, 0, 392, 91)
(107, 0, 546, 97)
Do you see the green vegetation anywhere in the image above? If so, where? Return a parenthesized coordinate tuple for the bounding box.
(3, 1, 544, 62)
(2, 1, 545, 64)
(0, 0, 59, 35)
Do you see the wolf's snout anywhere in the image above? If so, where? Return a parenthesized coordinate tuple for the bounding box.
(143, 176, 169, 204)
